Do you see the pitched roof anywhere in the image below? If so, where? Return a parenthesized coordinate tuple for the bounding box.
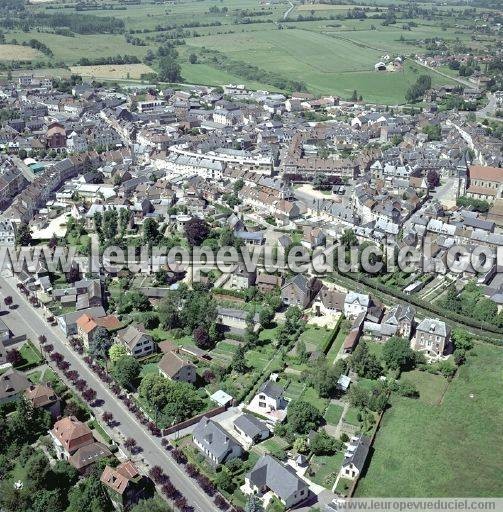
(116, 323, 151, 349)
(69, 441, 111, 470)
(342, 435, 371, 472)
(247, 455, 308, 501)
(233, 413, 268, 439)
(192, 417, 242, 461)
(258, 380, 284, 399)
(52, 416, 92, 446)
(158, 350, 195, 378)
(0, 368, 30, 400)
(469, 165, 503, 183)
(101, 460, 140, 494)
(24, 383, 58, 408)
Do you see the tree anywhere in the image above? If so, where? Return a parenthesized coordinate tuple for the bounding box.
(349, 341, 382, 378)
(158, 55, 182, 83)
(102, 411, 113, 425)
(293, 436, 309, 454)
(124, 437, 137, 451)
(25, 450, 51, 491)
(89, 327, 111, 360)
(6, 348, 22, 366)
(4, 296, 13, 308)
(258, 307, 275, 328)
(130, 497, 171, 512)
(189, 53, 198, 64)
(287, 400, 322, 434)
(245, 495, 265, 512)
(310, 430, 341, 455)
(340, 229, 357, 248)
(184, 217, 210, 246)
(138, 374, 203, 424)
(67, 475, 113, 512)
(231, 344, 247, 373)
(108, 343, 128, 364)
(451, 329, 473, 351)
(422, 123, 441, 141)
(193, 325, 211, 349)
(426, 169, 440, 189)
(111, 355, 141, 389)
(143, 218, 161, 244)
(15, 222, 32, 246)
(215, 468, 236, 493)
(382, 336, 417, 372)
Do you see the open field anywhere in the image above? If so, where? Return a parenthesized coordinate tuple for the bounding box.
(1, 0, 495, 101)
(70, 63, 155, 80)
(356, 344, 503, 497)
(0, 44, 42, 61)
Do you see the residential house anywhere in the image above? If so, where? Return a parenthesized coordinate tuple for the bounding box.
(281, 275, 321, 309)
(24, 382, 61, 419)
(50, 416, 111, 471)
(312, 286, 346, 316)
(248, 380, 288, 423)
(256, 273, 283, 294)
(244, 455, 309, 509)
(115, 324, 155, 358)
(412, 318, 451, 357)
(57, 306, 106, 336)
(76, 313, 121, 351)
(158, 349, 196, 383)
(0, 368, 30, 404)
(101, 460, 150, 511)
(340, 435, 371, 480)
(192, 417, 243, 466)
(344, 292, 370, 319)
(233, 414, 270, 447)
(381, 304, 415, 339)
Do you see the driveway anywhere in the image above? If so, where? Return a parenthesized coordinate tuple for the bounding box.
(0, 274, 219, 512)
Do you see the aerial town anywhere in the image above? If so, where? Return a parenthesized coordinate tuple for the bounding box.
(0, 12, 502, 512)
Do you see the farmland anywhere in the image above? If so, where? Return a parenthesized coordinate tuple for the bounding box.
(355, 343, 503, 497)
(70, 63, 155, 80)
(0, 44, 43, 61)
(0, 0, 498, 102)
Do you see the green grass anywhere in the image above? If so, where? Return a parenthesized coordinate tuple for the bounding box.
(324, 403, 344, 426)
(400, 369, 448, 406)
(356, 344, 503, 497)
(299, 326, 331, 352)
(28, 367, 58, 384)
(310, 451, 344, 488)
(88, 419, 112, 444)
(326, 320, 351, 363)
(17, 342, 44, 369)
(299, 386, 328, 413)
(139, 362, 159, 378)
(343, 406, 361, 427)
(283, 379, 305, 401)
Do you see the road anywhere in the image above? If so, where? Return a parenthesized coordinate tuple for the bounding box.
(476, 92, 498, 120)
(411, 59, 473, 89)
(283, 0, 294, 20)
(0, 274, 219, 512)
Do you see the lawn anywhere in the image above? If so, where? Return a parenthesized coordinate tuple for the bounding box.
(17, 342, 44, 369)
(324, 403, 344, 426)
(343, 406, 361, 427)
(400, 369, 449, 406)
(326, 319, 351, 363)
(28, 367, 57, 384)
(299, 386, 329, 413)
(299, 325, 331, 353)
(356, 344, 503, 497)
(309, 451, 344, 488)
(210, 341, 238, 366)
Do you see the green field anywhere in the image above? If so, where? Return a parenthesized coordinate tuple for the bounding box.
(1, 0, 482, 102)
(356, 344, 503, 497)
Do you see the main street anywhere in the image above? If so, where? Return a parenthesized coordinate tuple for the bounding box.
(0, 274, 218, 512)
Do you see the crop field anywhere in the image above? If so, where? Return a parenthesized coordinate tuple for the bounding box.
(2, 0, 495, 102)
(356, 344, 503, 497)
(70, 63, 155, 80)
(0, 44, 43, 61)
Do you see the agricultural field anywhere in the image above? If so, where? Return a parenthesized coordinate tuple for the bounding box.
(70, 63, 155, 80)
(1, 0, 496, 101)
(356, 344, 503, 497)
(0, 44, 43, 61)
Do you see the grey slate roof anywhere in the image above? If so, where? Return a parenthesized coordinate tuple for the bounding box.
(233, 413, 268, 439)
(342, 435, 371, 472)
(258, 380, 284, 399)
(247, 455, 308, 502)
(192, 417, 242, 462)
